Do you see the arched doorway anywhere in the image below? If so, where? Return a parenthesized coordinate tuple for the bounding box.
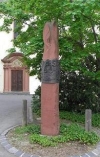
(1, 53, 29, 93)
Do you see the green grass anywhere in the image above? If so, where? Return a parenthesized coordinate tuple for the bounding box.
(60, 111, 100, 127)
(34, 110, 100, 127)
(15, 124, 40, 134)
(14, 123, 100, 147)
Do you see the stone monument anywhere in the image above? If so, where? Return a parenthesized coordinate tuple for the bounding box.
(41, 21, 60, 136)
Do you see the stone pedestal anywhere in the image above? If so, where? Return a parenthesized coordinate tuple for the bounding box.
(41, 84, 59, 136)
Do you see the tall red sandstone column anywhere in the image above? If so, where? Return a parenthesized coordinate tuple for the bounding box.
(41, 21, 60, 136)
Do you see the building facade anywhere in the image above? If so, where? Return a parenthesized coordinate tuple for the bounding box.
(0, 20, 40, 94)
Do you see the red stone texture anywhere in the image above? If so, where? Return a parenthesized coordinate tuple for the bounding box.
(43, 21, 59, 60)
(41, 21, 60, 136)
(41, 83, 59, 136)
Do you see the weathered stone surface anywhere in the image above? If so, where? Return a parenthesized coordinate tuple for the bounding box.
(41, 21, 60, 136)
(41, 83, 59, 135)
(42, 21, 59, 60)
(85, 109, 92, 132)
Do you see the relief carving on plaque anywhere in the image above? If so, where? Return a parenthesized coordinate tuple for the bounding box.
(41, 59, 60, 83)
(11, 59, 23, 67)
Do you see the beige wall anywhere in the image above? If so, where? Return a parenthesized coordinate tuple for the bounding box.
(0, 19, 13, 92)
(0, 19, 40, 94)
(29, 76, 41, 94)
(0, 62, 4, 92)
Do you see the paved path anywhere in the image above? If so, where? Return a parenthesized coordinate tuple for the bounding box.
(0, 94, 32, 157)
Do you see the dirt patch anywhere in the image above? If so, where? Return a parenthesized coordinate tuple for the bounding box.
(6, 127, 96, 157)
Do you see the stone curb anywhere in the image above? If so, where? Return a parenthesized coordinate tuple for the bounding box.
(0, 126, 100, 157)
(0, 92, 31, 95)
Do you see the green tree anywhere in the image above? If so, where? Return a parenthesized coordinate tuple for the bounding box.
(0, 0, 100, 78)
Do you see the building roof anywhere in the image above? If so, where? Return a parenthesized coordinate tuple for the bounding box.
(1, 52, 23, 63)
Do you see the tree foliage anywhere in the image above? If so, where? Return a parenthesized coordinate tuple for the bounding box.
(0, 0, 100, 79)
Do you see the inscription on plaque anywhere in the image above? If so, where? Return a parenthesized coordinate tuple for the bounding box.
(41, 59, 60, 83)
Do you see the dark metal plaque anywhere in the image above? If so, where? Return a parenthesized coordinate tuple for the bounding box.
(41, 59, 60, 83)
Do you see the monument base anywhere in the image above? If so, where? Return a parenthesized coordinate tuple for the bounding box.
(41, 83, 59, 136)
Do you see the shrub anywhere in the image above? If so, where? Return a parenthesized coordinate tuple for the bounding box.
(59, 70, 100, 113)
(31, 70, 100, 113)
(31, 86, 41, 114)
(60, 111, 100, 127)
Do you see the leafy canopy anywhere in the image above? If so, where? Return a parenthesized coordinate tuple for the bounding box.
(0, 0, 100, 79)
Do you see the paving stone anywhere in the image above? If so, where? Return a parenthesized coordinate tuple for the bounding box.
(96, 144, 100, 150)
(22, 153, 32, 157)
(92, 149, 100, 156)
(96, 145, 100, 149)
(0, 138, 6, 142)
(4, 144, 12, 150)
(87, 152, 97, 157)
(30, 155, 40, 157)
(81, 154, 91, 157)
(71, 155, 80, 157)
(81, 155, 87, 157)
(0, 135, 6, 139)
(15, 150, 25, 157)
(1, 140, 8, 146)
(1, 130, 8, 136)
(8, 147, 18, 154)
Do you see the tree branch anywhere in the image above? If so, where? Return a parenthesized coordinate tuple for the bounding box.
(82, 14, 98, 43)
(90, 20, 98, 43)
